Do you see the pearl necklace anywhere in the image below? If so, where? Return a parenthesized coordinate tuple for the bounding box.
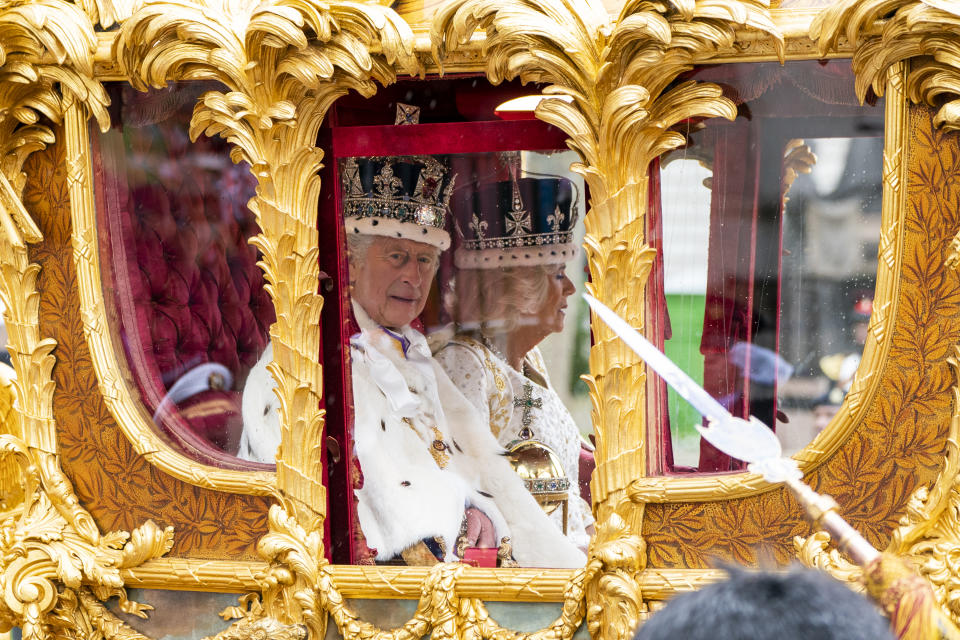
(478, 332, 524, 374)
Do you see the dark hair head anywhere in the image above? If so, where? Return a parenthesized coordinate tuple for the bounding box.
(634, 566, 895, 640)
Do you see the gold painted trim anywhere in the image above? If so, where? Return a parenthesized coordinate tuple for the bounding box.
(63, 102, 276, 496)
(628, 61, 908, 504)
(0, 5, 175, 636)
(811, 0, 960, 131)
(120, 560, 724, 602)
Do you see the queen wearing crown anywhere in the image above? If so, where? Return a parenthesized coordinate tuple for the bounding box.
(435, 170, 596, 551)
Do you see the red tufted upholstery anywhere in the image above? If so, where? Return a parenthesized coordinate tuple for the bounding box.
(128, 175, 273, 388)
(99, 84, 275, 465)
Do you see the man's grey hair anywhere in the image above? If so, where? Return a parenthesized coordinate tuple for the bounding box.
(346, 233, 377, 272)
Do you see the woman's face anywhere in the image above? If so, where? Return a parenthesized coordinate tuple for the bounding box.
(537, 265, 576, 335)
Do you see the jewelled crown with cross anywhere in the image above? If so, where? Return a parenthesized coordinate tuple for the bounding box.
(340, 155, 458, 250)
(450, 155, 580, 269)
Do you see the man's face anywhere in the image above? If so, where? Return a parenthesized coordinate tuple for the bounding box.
(350, 236, 440, 329)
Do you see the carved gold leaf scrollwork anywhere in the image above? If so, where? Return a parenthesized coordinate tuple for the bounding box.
(433, 0, 779, 630)
(583, 506, 647, 638)
(211, 558, 589, 640)
(0, 433, 175, 640)
(117, 1, 420, 637)
(811, 0, 960, 131)
(205, 493, 593, 640)
(0, 2, 184, 638)
(72, 0, 141, 30)
(51, 588, 153, 640)
(433, 0, 781, 504)
(794, 530, 865, 590)
(781, 139, 816, 206)
(0, 2, 111, 576)
(214, 505, 620, 640)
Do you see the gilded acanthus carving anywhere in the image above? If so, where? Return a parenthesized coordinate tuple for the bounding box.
(116, 0, 418, 517)
(0, 0, 108, 538)
(781, 139, 816, 206)
(811, 0, 960, 131)
(583, 506, 647, 637)
(72, 0, 140, 30)
(217, 594, 306, 640)
(214, 558, 588, 640)
(116, 1, 419, 637)
(433, 0, 779, 628)
(0, 3, 179, 639)
(795, 530, 865, 591)
(433, 0, 782, 503)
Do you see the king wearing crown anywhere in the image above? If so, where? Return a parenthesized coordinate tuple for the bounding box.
(343, 155, 585, 566)
(240, 155, 585, 568)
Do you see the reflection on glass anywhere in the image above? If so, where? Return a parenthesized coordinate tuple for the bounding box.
(653, 60, 884, 473)
(94, 82, 274, 466)
(778, 137, 882, 454)
(340, 150, 592, 568)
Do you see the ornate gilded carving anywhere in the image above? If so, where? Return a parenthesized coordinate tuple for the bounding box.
(639, 77, 960, 571)
(811, 0, 960, 131)
(217, 594, 306, 640)
(32, 132, 270, 560)
(433, 0, 779, 628)
(185, 519, 691, 640)
(116, 0, 418, 518)
(432, 0, 780, 511)
(0, 1, 107, 458)
(116, 1, 418, 636)
(210, 560, 587, 640)
(0, 274, 173, 638)
(781, 139, 816, 205)
(73, 0, 140, 30)
(114, 558, 727, 605)
(8, 2, 951, 637)
(0, 364, 21, 510)
(847, 345, 960, 625)
(947, 229, 960, 271)
(583, 506, 646, 637)
(795, 530, 865, 590)
(0, 3, 189, 638)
